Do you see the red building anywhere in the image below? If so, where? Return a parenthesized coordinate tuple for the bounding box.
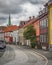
(39, 4, 48, 49)
(23, 16, 40, 47)
(23, 16, 35, 28)
(33, 19, 40, 46)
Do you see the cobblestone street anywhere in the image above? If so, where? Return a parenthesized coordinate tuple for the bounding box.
(0, 45, 48, 65)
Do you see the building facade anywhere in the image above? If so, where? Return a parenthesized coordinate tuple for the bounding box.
(4, 25, 19, 44)
(39, 7, 48, 49)
(0, 26, 6, 41)
(39, 1, 52, 50)
(33, 19, 40, 48)
(23, 16, 35, 46)
(48, 1, 52, 50)
(18, 21, 26, 45)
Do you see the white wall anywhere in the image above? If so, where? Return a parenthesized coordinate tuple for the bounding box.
(4, 30, 19, 44)
(4, 32, 10, 42)
(5, 32, 10, 36)
(12, 30, 19, 43)
(0, 32, 4, 40)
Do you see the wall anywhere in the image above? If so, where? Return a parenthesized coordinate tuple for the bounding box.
(0, 32, 4, 40)
(48, 4, 52, 48)
(18, 28, 25, 45)
(12, 30, 19, 44)
(4, 32, 10, 42)
(33, 20, 40, 42)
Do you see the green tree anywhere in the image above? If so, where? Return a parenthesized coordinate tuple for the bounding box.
(23, 24, 36, 48)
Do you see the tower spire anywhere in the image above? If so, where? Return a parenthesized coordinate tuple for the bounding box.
(8, 14, 11, 26)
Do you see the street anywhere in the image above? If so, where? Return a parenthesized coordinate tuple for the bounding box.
(0, 0, 52, 65)
(0, 45, 47, 65)
(0, 49, 5, 57)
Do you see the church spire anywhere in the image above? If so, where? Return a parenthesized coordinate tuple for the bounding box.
(8, 14, 11, 26)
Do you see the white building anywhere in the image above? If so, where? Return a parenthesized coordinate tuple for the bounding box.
(0, 26, 6, 41)
(4, 25, 19, 44)
(12, 30, 19, 44)
(0, 32, 4, 40)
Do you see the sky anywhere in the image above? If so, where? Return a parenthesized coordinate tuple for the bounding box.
(0, 0, 48, 26)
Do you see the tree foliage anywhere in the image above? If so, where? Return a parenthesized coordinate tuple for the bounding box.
(23, 24, 36, 48)
(23, 25, 36, 39)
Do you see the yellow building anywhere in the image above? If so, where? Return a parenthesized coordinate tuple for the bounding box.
(48, 2, 52, 49)
(38, 1, 52, 50)
(18, 21, 26, 45)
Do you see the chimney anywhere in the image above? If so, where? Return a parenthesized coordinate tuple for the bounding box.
(29, 16, 31, 20)
(32, 16, 35, 19)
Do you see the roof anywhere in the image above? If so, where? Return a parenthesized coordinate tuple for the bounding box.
(23, 16, 40, 28)
(0, 26, 7, 33)
(0, 26, 6, 30)
(44, 1, 52, 6)
(23, 19, 35, 28)
(4, 25, 19, 32)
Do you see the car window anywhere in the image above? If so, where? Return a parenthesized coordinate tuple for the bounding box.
(0, 41, 4, 44)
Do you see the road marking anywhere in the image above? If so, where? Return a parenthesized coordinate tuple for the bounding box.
(17, 45, 48, 65)
(34, 52, 48, 65)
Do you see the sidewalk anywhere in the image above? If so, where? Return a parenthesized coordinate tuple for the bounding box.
(18, 45, 52, 65)
(33, 49, 52, 65)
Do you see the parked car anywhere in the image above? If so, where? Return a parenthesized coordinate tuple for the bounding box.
(0, 40, 6, 49)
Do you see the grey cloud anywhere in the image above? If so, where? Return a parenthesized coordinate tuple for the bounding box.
(28, 0, 48, 4)
(0, 0, 48, 14)
(0, 14, 9, 24)
(0, 6, 22, 14)
(0, 0, 48, 25)
(0, 0, 23, 14)
(0, 18, 7, 24)
(0, 17, 7, 20)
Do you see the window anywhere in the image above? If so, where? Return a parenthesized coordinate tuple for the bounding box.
(43, 35, 46, 43)
(46, 33, 48, 43)
(42, 35, 44, 43)
(40, 17, 48, 29)
(43, 19, 46, 28)
(40, 21, 42, 26)
(40, 35, 44, 43)
(42, 20, 43, 28)
(40, 33, 48, 43)
(40, 19, 44, 29)
(40, 35, 42, 42)
(46, 18, 48, 27)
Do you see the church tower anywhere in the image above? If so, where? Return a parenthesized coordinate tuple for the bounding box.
(8, 14, 11, 26)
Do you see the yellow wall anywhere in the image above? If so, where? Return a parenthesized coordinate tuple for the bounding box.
(49, 4, 52, 44)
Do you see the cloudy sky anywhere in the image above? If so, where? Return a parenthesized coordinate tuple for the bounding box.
(0, 0, 48, 26)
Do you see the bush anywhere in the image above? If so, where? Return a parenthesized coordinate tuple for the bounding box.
(31, 42, 36, 48)
(30, 39, 36, 48)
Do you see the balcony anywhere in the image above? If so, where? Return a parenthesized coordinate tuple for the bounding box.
(39, 7, 48, 16)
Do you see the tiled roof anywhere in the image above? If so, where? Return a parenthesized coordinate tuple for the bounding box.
(4, 25, 19, 32)
(0, 26, 6, 32)
(23, 19, 34, 28)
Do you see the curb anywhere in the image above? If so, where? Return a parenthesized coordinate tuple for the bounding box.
(34, 51, 48, 65)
